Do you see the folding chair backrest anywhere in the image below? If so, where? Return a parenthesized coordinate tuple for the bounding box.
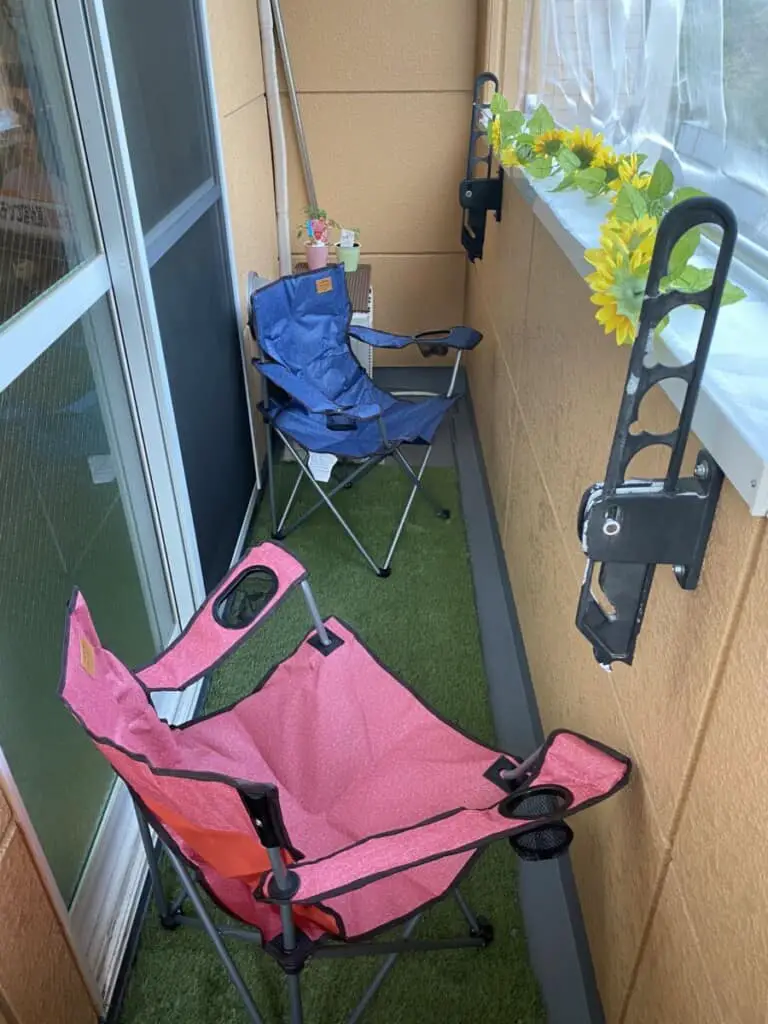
(250, 265, 363, 402)
(60, 591, 275, 881)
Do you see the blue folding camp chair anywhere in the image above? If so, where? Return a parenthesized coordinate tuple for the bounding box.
(249, 265, 482, 575)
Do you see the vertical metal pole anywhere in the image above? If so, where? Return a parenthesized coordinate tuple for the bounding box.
(270, 0, 317, 209)
(300, 580, 331, 646)
(267, 848, 304, 1024)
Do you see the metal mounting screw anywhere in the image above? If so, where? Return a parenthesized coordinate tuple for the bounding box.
(465, 188, 473, 197)
(673, 564, 687, 580)
(602, 518, 621, 537)
(694, 462, 709, 481)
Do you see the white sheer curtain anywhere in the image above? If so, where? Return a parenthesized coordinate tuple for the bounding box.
(528, 0, 768, 255)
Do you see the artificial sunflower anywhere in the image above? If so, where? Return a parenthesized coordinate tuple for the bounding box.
(564, 126, 613, 169)
(593, 147, 621, 187)
(488, 117, 502, 153)
(500, 145, 522, 167)
(534, 128, 566, 157)
(608, 153, 652, 193)
(585, 216, 657, 346)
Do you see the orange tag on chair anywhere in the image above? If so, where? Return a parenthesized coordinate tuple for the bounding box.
(80, 637, 95, 676)
(315, 277, 333, 294)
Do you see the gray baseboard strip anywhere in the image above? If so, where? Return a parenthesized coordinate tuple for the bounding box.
(376, 365, 604, 1024)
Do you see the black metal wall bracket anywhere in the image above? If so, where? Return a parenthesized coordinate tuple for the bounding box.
(575, 197, 738, 669)
(460, 72, 503, 262)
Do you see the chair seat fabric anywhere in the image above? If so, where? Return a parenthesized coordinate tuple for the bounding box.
(271, 392, 456, 457)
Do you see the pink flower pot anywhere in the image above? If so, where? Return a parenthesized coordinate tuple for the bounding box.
(305, 243, 329, 270)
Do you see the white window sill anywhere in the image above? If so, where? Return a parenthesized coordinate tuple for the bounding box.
(509, 167, 768, 516)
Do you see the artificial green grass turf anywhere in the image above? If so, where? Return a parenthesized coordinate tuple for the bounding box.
(119, 465, 545, 1024)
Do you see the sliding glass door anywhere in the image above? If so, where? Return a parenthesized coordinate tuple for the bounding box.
(0, 1, 175, 901)
(103, 0, 255, 590)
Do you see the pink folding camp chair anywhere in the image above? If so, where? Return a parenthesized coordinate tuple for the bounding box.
(60, 542, 631, 1024)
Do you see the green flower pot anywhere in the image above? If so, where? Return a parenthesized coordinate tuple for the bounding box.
(336, 243, 361, 273)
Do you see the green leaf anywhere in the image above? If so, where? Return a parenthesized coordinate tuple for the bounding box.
(670, 265, 713, 293)
(635, 153, 648, 168)
(527, 103, 555, 136)
(668, 228, 701, 278)
(551, 172, 577, 192)
(721, 281, 747, 305)
(556, 147, 581, 173)
(647, 159, 675, 200)
(672, 185, 707, 205)
(613, 184, 649, 221)
(647, 197, 670, 220)
(574, 167, 607, 196)
(526, 155, 553, 179)
(654, 314, 671, 337)
(515, 133, 534, 147)
(499, 109, 525, 136)
(489, 93, 508, 116)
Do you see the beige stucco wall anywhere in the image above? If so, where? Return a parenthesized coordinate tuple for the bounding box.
(467, 175, 768, 1023)
(206, 0, 280, 459)
(0, 784, 97, 1024)
(277, 0, 477, 365)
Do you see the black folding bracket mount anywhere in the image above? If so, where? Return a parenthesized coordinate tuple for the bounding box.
(460, 71, 503, 261)
(575, 197, 738, 669)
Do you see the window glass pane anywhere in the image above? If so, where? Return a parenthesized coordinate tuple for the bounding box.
(150, 207, 254, 590)
(0, 298, 165, 901)
(0, 3, 96, 325)
(104, 0, 214, 232)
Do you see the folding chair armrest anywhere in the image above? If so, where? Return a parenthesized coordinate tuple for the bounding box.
(253, 360, 341, 415)
(349, 325, 482, 354)
(261, 806, 505, 903)
(260, 731, 631, 904)
(137, 543, 307, 692)
(348, 326, 414, 350)
(413, 327, 482, 351)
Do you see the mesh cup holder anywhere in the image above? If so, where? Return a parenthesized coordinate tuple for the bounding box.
(500, 785, 575, 863)
(510, 821, 574, 862)
(214, 567, 278, 629)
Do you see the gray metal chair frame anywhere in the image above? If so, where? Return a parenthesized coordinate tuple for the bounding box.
(135, 803, 492, 1024)
(264, 350, 464, 577)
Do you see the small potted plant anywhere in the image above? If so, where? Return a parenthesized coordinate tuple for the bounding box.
(335, 226, 361, 273)
(297, 205, 338, 270)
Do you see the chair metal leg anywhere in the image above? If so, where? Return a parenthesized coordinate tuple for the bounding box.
(287, 973, 303, 1024)
(165, 845, 265, 1024)
(276, 464, 304, 535)
(382, 445, 433, 571)
(453, 887, 480, 933)
(346, 914, 421, 1024)
(276, 431, 384, 575)
(266, 421, 278, 538)
(134, 802, 171, 920)
(278, 452, 385, 539)
(390, 447, 449, 518)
